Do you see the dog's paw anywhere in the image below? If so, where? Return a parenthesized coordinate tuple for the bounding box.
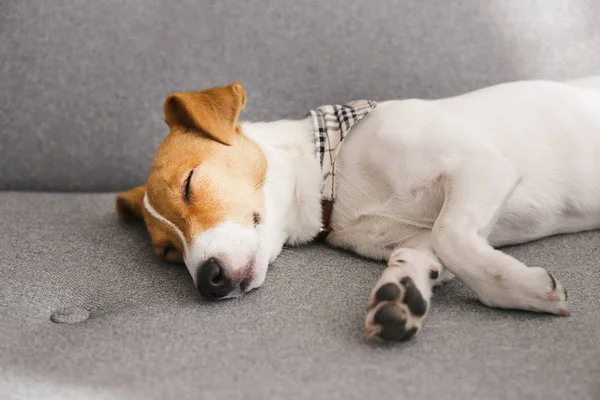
(364, 275, 429, 342)
(364, 248, 439, 342)
(478, 267, 569, 316)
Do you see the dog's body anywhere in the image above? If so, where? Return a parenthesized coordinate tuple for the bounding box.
(117, 75, 600, 342)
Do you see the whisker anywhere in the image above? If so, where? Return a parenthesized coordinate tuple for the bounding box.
(273, 258, 301, 269)
(278, 247, 308, 264)
(281, 247, 303, 255)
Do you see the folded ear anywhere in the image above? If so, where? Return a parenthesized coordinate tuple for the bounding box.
(116, 185, 146, 221)
(164, 82, 247, 145)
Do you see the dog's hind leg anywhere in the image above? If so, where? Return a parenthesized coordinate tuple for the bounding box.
(364, 232, 453, 342)
(431, 152, 569, 315)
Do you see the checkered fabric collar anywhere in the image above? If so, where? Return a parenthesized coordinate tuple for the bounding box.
(308, 99, 378, 201)
(308, 99, 377, 240)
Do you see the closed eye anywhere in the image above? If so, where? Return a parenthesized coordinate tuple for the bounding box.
(184, 170, 193, 202)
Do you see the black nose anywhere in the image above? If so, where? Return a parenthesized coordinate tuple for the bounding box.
(196, 258, 233, 299)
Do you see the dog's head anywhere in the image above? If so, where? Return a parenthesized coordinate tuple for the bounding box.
(116, 83, 272, 299)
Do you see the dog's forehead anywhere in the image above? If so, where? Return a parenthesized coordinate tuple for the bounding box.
(147, 132, 226, 196)
(153, 130, 217, 167)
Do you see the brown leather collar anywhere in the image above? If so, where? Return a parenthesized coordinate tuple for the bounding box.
(315, 199, 334, 242)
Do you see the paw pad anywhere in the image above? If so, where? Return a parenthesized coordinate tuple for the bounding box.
(429, 268, 439, 280)
(375, 283, 401, 302)
(400, 277, 427, 317)
(366, 276, 429, 342)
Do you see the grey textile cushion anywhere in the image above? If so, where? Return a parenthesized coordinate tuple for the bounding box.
(2, 0, 600, 399)
(1, 0, 600, 191)
(1, 192, 600, 399)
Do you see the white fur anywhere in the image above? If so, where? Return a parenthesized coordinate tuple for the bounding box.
(240, 118, 323, 289)
(242, 118, 323, 247)
(233, 76, 600, 335)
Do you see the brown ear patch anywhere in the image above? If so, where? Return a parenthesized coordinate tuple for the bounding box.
(231, 82, 247, 108)
(116, 185, 146, 221)
(164, 82, 247, 146)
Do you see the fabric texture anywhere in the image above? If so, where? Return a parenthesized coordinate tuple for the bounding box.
(2, 0, 600, 191)
(310, 100, 377, 200)
(1, 192, 599, 400)
(2, 0, 600, 399)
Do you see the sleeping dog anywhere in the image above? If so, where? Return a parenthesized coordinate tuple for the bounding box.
(116, 75, 600, 342)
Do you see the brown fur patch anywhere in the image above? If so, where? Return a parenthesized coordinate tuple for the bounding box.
(164, 82, 246, 145)
(116, 82, 267, 263)
(116, 185, 146, 221)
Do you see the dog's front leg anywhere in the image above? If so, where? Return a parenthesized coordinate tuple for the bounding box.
(364, 233, 453, 342)
(431, 152, 569, 315)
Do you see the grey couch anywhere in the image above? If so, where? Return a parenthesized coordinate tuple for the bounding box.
(2, 1, 600, 399)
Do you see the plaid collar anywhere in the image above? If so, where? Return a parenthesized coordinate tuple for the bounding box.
(308, 99, 378, 201)
(308, 99, 377, 240)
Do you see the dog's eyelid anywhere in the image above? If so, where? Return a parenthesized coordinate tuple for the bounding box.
(183, 169, 194, 202)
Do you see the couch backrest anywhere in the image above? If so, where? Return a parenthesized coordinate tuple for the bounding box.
(1, 0, 599, 191)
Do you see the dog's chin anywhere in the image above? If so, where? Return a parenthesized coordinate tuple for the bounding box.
(215, 273, 265, 300)
(242, 261, 268, 293)
(213, 278, 262, 300)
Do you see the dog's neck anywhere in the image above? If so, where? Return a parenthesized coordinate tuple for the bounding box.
(241, 118, 323, 255)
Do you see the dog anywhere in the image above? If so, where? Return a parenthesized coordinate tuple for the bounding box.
(116, 75, 600, 342)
